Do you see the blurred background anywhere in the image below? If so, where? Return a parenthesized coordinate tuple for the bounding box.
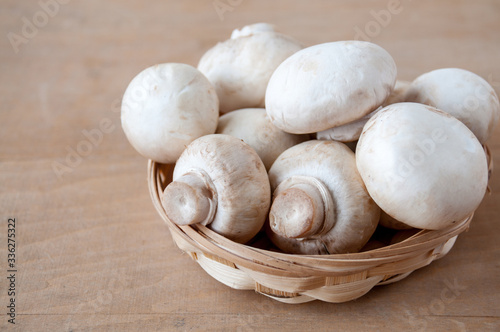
(2, 0, 499, 159)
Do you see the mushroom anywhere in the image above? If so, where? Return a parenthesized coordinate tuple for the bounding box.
(198, 23, 303, 114)
(405, 68, 500, 144)
(317, 80, 411, 143)
(265, 41, 397, 134)
(216, 108, 309, 170)
(356, 102, 489, 230)
(121, 63, 219, 163)
(267, 140, 380, 254)
(161, 134, 271, 243)
(379, 211, 414, 230)
(316, 107, 382, 143)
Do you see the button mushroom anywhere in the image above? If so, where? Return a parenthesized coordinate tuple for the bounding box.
(379, 211, 413, 230)
(265, 41, 397, 134)
(405, 68, 500, 144)
(356, 102, 489, 230)
(197, 23, 303, 114)
(121, 63, 219, 163)
(316, 80, 411, 143)
(161, 134, 271, 243)
(267, 140, 380, 254)
(215, 108, 309, 170)
(316, 107, 382, 143)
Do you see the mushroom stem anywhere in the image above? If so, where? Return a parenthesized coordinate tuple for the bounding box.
(162, 169, 217, 226)
(269, 176, 336, 239)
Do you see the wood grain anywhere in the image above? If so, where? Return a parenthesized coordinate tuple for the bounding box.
(1, 0, 499, 331)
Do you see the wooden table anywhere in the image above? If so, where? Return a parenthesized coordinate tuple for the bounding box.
(1, 0, 499, 330)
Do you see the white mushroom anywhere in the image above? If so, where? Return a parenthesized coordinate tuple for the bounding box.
(265, 41, 397, 134)
(216, 108, 309, 170)
(356, 102, 489, 230)
(267, 140, 380, 254)
(405, 68, 500, 143)
(379, 211, 414, 230)
(316, 107, 382, 143)
(198, 23, 303, 114)
(121, 63, 219, 163)
(161, 134, 271, 243)
(317, 80, 411, 143)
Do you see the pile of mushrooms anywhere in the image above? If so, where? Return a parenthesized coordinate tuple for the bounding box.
(121, 23, 498, 255)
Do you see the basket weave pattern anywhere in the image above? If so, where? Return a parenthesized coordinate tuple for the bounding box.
(147, 152, 494, 304)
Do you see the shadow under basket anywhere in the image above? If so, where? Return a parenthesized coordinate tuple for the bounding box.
(147, 146, 492, 304)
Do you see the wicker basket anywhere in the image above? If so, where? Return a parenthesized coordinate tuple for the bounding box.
(148, 146, 492, 304)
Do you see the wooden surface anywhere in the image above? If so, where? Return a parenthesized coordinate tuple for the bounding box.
(1, 0, 499, 331)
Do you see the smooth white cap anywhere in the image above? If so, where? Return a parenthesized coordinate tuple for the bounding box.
(265, 41, 397, 134)
(356, 102, 488, 230)
(121, 63, 219, 163)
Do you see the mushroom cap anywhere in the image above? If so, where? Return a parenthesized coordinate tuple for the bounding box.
(198, 24, 303, 114)
(171, 134, 271, 243)
(268, 140, 380, 254)
(265, 41, 397, 134)
(121, 63, 219, 164)
(316, 107, 381, 143)
(405, 68, 500, 143)
(356, 102, 488, 230)
(216, 108, 309, 170)
(317, 80, 410, 143)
